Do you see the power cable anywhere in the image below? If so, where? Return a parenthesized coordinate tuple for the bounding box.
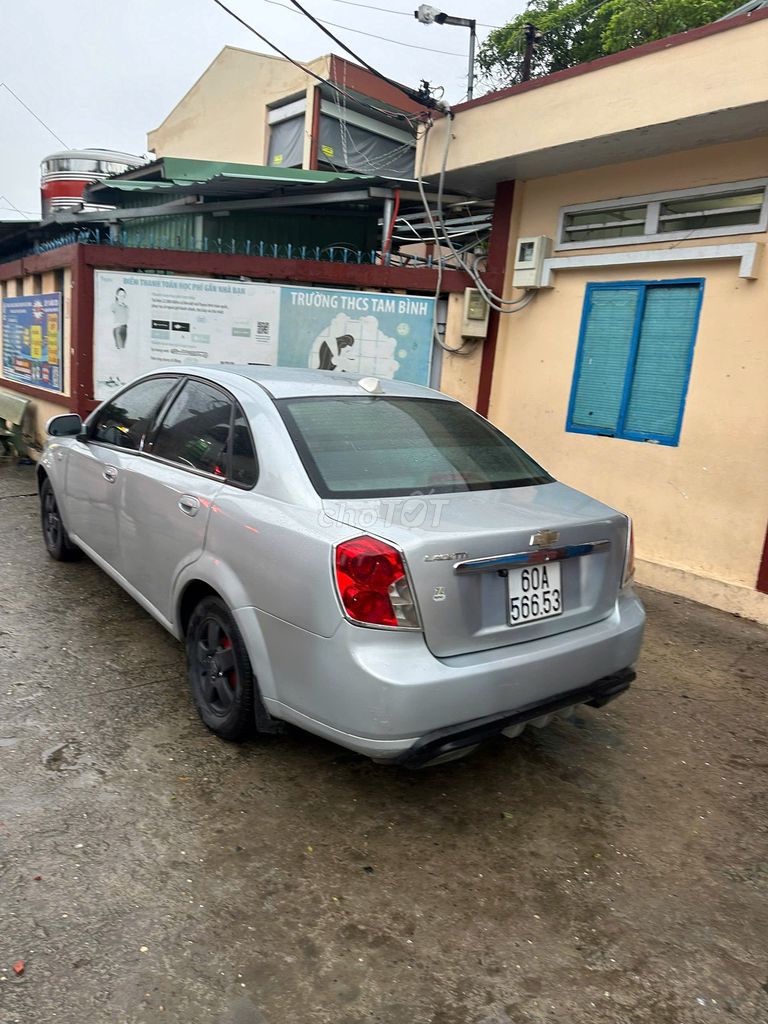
(211, 0, 430, 121)
(286, 0, 445, 109)
(415, 122, 476, 356)
(0, 196, 35, 220)
(324, 0, 502, 30)
(261, 0, 466, 55)
(0, 82, 68, 148)
(419, 118, 535, 314)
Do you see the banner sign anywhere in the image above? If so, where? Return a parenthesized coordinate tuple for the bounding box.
(1, 293, 63, 393)
(93, 271, 434, 400)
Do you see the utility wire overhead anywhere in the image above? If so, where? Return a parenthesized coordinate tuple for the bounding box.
(286, 0, 435, 107)
(211, 0, 427, 118)
(0, 195, 34, 220)
(262, 0, 466, 55)
(322, 0, 502, 30)
(0, 82, 68, 148)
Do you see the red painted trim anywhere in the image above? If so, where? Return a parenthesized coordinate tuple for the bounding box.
(328, 55, 427, 115)
(80, 244, 472, 292)
(0, 245, 77, 281)
(309, 85, 322, 171)
(476, 180, 515, 418)
(757, 523, 768, 595)
(0, 258, 24, 281)
(0, 379, 71, 408)
(454, 7, 768, 115)
(69, 247, 95, 419)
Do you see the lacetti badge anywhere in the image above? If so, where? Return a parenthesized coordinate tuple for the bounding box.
(530, 530, 560, 547)
(424, 552, 467, 562)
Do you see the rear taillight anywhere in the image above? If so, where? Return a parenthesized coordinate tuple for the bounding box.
(622, 519, 635, 588)
(334, 536, 420, 629)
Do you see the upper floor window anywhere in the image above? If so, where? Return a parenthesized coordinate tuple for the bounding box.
(557, 179, 768, 250)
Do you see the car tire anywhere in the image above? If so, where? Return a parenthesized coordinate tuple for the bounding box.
(40, 478, 80, 561)
(186, 595, 256, 742)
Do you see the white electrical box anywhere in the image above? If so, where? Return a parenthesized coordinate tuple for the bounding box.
(461, 288, 490, 338)
(512, 235, 552, 288)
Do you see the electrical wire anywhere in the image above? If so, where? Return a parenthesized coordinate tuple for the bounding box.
(211, 0, 429, 124)
(324, 0, 502, 30)
(428, 118, 536, 313)
(414, 121, 476, 356)
(0, 82, 68, 148)
(261, 0, 466, 55)
(286, 0, 434, 107)
(0, 196, 35, 220)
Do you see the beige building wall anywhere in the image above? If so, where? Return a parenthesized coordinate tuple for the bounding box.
(486, 140, 768, 622)
(148, 48, 330, 165)
(437, 292, 483, 406)
(420, 15, 768, 186)
(0, 267, 73, 444)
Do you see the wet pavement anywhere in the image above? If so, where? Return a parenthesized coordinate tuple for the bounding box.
(1, 461, 767, 1024)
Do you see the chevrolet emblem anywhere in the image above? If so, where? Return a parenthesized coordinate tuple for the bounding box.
(530, 529, 559, 547)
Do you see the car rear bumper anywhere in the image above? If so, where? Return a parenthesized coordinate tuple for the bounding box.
(392, 667, 634, 767)
(238, 589, 645, 761)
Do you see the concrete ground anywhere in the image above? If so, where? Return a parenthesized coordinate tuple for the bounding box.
(1, 461, 767, 1024)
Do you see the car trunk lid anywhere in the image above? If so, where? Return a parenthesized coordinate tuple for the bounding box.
(323, 482, 629, 658)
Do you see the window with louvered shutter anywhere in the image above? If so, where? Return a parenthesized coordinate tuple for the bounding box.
(567, 281, 703, 447)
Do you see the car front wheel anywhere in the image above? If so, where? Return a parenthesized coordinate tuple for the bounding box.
(40, 478, 80, 561)
(186, 596, 256, 741)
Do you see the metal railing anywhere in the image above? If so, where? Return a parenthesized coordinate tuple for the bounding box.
(11, 228, 453, 269)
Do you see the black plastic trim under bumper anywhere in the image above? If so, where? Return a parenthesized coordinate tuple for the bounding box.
(394, 667, 635, 768)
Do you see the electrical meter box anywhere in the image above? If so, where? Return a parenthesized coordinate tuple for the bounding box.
(512, 235, 552, 288)
(461, 288, 490, 338)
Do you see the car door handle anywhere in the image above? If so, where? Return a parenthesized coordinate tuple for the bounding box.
(178, 495, 201, 517)
(103, 466, 118, 483)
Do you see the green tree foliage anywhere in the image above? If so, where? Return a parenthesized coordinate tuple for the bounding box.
(477, 0, 737, 89)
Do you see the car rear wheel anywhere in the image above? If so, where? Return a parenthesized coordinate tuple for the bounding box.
(186, 596, 256, 741)
(40, 478, 80, 561)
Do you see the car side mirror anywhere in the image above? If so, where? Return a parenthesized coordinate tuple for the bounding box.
(47, 413, 84, 438)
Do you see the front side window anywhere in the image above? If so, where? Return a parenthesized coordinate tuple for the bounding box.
(90, 376, 178, 451)
(567, 280, 703, 446)
(278, 396, 552, 498)
(151, 379, 233, 477)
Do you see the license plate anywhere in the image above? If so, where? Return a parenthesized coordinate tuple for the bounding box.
(508, 562, 563, 626)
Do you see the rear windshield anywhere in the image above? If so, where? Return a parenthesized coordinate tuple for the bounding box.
(277, 396, 552, 498)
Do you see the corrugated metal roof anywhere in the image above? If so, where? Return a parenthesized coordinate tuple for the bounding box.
(110, 156, 366, 185)
(88, 168, 390, 204)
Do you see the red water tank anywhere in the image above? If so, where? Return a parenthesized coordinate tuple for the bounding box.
(40, 148, 145, 218)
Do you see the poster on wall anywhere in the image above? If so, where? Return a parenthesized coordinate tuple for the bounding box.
(277, 286, 434, 384)
(93, 271, 435, 400)
(1, 293, 63, 393)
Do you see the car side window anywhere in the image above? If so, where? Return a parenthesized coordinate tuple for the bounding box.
(90, 377, 179, 451)
(229, 407, 258, 487)
(151, 379, 233, 478)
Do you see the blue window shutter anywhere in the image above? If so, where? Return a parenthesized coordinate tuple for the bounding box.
(570, 287, 639, 432)
(623, 285, 700, 440)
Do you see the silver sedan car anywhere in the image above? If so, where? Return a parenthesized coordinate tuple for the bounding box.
(40, 367, 644, 766)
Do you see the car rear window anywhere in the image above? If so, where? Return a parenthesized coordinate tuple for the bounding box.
(277, 396, 552, 498)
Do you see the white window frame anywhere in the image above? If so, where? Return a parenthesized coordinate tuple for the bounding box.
(267, 96, 307, 125)
(555, 178, 768, 252)
(319, 98, 415, 147)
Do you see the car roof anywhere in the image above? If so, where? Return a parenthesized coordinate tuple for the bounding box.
(154, 365, 454, 401)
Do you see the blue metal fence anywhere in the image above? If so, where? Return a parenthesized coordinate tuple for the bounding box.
(13, 228, 440, 268)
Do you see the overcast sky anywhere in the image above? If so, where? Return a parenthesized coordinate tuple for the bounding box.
(0, 0, 524, 221)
